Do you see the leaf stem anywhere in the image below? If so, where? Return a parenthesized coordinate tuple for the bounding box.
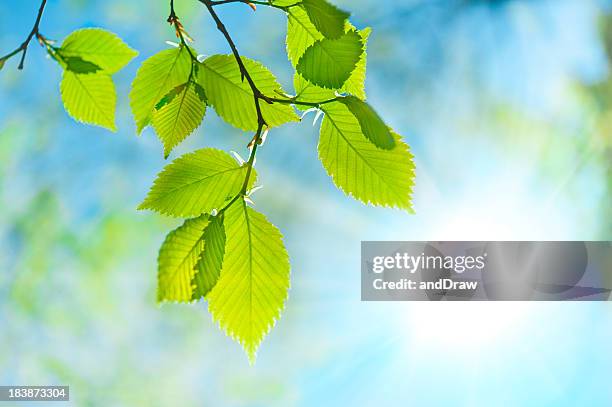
(0, 0, 48, 70)
(199, 0, 271, 212)
(268, 96, 340, 107)
(194, 0, 340, 213)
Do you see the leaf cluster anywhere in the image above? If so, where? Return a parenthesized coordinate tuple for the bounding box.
(2, 0, 416, 362)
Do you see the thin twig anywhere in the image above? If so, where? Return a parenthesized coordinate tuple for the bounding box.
(0, 0, 48, 70)
(200, 0, 271, 210)
(195, 0, 340, 212)
(208, 0, 299, 11)
(268, 96, 340, 107)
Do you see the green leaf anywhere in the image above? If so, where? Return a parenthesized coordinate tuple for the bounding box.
(339, 95, 394, 149)
(286, 5, 323, 66)
(154, 83, 188, 110)
(287, 8, 370, 97)
(297, 30, 363, 89)
(293, 72, 335, 110)
(157, 215, 209, 303)
(60, 71, 117, 131)
(59, 28, 137, 74)
(293, 27, 370, 104)
(301, 0, 349, 39)
(207, 200, 290, 363)
(200, 54, 299, 131)
(294, 72, 335, 102)
(0, 59, 5, 70)
(151, 82, 207, 158)
(193, 82, 207, 103)
(138, 148, 257, 217)
(192, 215, 225, 300)
(318, 101, 415, 211)
(341, 26, 370, 100)
(63, 56, 102, 74)
(129, 46, 193, 134)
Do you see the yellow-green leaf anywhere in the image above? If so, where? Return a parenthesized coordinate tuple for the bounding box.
(130, 46, 193, 134)
(286, 5, 323, 66)
(60, 71, 117, 131)
(207, 200, 291, 363)
(151, 82, 207, 158)
(200, 54, 299, 131)
(341, 26, 370, 100)
(319, 101, 415, 211)
(192, 215, 225, 300)
(59, 28, 137, 74)
(138, 148, 257, 217)
(157, 215, 209, 303)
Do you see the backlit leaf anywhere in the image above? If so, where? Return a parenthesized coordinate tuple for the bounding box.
(138, 148, 257, 217)
(207, 200, 290, 363)
(293, 26, 370, 103)
(301, 0, 349, 39)
(192, 215, 225, 300)
(296, 30, 363, 89)
(151, 82, 207, 158)
(339, 95, 395, 149)
(129, 46, 193, 134)
(341, 26, 370, 100)
(59, 28, 137, 74)
(200, 54, 299, 131)
(286, 5, 323, 66)
(318, 101, 415, 211)
(60, 71, 117, 131)
(157, 215, 209, 303)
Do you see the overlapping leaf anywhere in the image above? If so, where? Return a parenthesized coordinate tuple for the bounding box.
(129, 46, 193, 134)
(139, 148, 257, 217)
(286, 5, 324, 66)
(207, 200, 290, 363)
(200, 54, 299, 131)
(192, 215, 225, 300)
(293, 27, 370, 105)
(151, 81, 207, 158)
(301, 0, 349, 39)
(157, 215, 209, 303)
(55, 28, 135, 131)
(297, 30, 363, 89)
(58, 28, 137, 74)
(62, 56, 101, 74)
(339, 96, 394, 149)
(340, 26, 370, 99)
(318, 101, 415, 211)
(60, 71, 117, 131)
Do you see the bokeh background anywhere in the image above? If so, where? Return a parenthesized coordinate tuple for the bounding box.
(1, 0, 611, 405)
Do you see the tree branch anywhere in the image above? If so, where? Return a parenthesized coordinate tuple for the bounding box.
(194, 0, 338, 212)
(198, 0, 272, 211)
(0, 0, 48, 70)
